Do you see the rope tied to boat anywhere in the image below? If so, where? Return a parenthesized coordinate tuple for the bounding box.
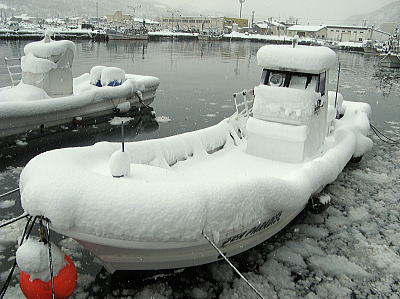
(202, 231, 265, 299)
(45, 218, 56, 299)
(370, 123, 400, 145)
(0, 215, 35, 298)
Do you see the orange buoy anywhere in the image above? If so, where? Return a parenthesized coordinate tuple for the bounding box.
(20, 255, 77, 299)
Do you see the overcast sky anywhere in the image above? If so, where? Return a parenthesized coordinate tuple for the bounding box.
(155, 0, 395, 23)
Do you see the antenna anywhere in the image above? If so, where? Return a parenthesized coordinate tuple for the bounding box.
(121, 121, 125, 152)
(334, 62, 341, 112)
(239, 0, 245, 19)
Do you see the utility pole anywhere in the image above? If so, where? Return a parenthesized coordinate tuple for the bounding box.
(167, 9, 180, 31)
(251, 10, 255, 29)
(96, 2, 99, 23)
(239, 0, 245, 19)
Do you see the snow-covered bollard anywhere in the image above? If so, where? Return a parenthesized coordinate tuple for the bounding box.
(89, 65, 106, 87)
(16, 238, 77, 299)
(109, 150, 131, 178)
(101, 67, 126, 87)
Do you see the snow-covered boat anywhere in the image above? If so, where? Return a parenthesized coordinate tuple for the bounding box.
(379, 53, 400, 68)
(106, 27, 148, 40)
(379, 30, 400, 68)
(0, 34, 159, 139)
(19, 41, 372, 272)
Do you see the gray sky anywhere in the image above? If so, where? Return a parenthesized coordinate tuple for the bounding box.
(155, 0, 395, 23)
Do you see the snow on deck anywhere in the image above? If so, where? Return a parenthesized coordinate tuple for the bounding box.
(0, 74, 159, 117)
(257, 45, 337, 73)
(19, 101, 372, 243)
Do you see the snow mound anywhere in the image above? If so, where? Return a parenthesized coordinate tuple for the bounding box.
(109, 150, 131, 177)
(24, 38, 76, 59)
(308, 254, 370, 278)
(257, 45, 337, 73)
(253, 85, 317, 124)
(16, 238, 66, 282)
(0, 82, 50, 103)
(21, 53, 57, 74)
(89, 65, 106, 86)
(101, 67, 126, 87)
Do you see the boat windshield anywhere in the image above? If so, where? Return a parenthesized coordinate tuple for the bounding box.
(260, 69, 325, 95)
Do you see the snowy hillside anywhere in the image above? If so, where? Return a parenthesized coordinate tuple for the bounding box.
(0, 0, 189, 19)
(346, 0, 400, 27)
(0, 0, 221, 20)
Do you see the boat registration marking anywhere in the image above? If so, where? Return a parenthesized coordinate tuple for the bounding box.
(221, 211, 282, 247)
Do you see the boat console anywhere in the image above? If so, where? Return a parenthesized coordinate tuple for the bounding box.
(246, 43, 337, 163)
(21, 33, 76, 97)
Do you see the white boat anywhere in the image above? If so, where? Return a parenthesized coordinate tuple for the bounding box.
(19, 42, 372, 273)
(0, 35, 159, 139)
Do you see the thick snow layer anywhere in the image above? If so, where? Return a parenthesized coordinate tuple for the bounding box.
(287, 25, 326, 32)
(19, 101, 371, 243)
(252, 85, 317, 123)
(0, 74, 159, 118)
(257, 45, 337, 73)
(21, 53, 57, 74)
(109, 150, 131, 177)
(0, 82, 50, 103)
(100, 67, 126, 86)
(89, 66, 105, 85)
(16, 238, 66, 282)
(24, 38, 76, 59)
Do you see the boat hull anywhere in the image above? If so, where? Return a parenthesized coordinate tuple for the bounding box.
(58, 208, 304, 272)
(106, 29, 148, 40)
(107, 33, 148, 40)
(379, 53, 400, 68)
(0, 79, 159, 139)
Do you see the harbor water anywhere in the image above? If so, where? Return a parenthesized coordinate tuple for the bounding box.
(0, 40, 399, 298)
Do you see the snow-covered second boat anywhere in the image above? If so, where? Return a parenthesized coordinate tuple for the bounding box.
(0, 34, 160, 139)
(19, 41, 372, 272)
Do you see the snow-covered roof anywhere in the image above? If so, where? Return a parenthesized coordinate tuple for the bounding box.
(287, 25, 326, 32)
(325, 24, 369, 30)
(255, 23, 269, 29)
(257, 20, 285, 28)
(257, 45, 337, 73)
(133, 18, 159, 25)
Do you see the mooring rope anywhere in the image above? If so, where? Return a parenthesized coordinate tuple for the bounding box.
(136, 90, 151, 109)
(202, 232, 265, 299)
(0, 216, 34, 299)
(0, 188, 19, 199)
(370, 123, 400, 145)
(45, 220, 55, 299)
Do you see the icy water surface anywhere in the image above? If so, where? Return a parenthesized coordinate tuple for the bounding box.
(0, 40, 400, 298)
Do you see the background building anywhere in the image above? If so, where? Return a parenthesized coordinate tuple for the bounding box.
(254, 19, 286, 35)
(105, 11, 132, 23)
(159, 16, 248, 33)
(326, 25, 370, 42)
